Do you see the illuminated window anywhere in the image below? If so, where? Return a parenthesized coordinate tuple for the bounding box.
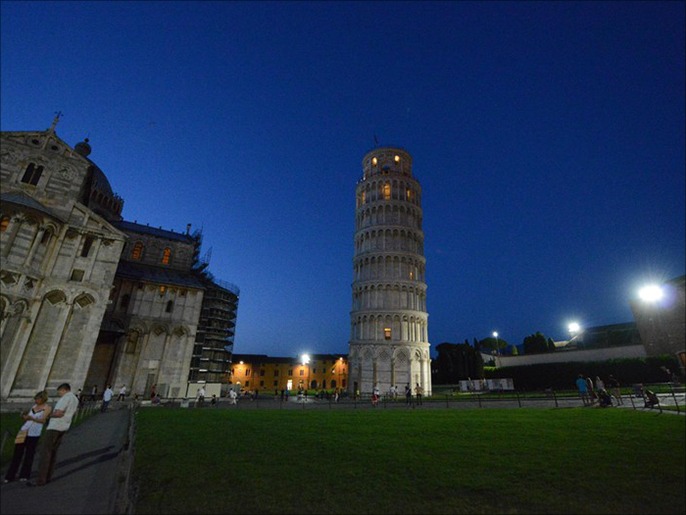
(409, 271, 414, 280)
(131, 241, 144, 260)
(383, 183, 391, 200)
(21, 163, 44, 186)
(394, 155, 400, 162)
(0, 217, 10, 232)
(159, 285, 166, 296)
(372, 157, 378, 166)
(361, 191, 366, 204)
(161, 247, 171, 265)
(384, 327, 392, 340)
(406, 189, 413, 201)
(300, 369, 304, 376)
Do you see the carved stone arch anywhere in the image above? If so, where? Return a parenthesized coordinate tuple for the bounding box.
(152, 324, 169, 337)
(44, 290, 67, 305)
(394, 349, 408, 363)
(363, 348, 373, 360)
(172, 325, 189, 337)
(73, 293, 95, 308)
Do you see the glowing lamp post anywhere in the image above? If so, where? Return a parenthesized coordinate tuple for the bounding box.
(301, 354, 310, 393)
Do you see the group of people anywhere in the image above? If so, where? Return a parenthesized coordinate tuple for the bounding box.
(3, 383, 79, 487)
(575, 374, 623, 407)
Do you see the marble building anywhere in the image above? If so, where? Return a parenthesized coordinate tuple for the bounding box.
(348, 147, 431, 396)
(1, 119, 239, 400)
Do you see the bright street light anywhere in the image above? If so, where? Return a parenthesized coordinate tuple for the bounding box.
(638, 284, 664, 302)
(568, 322, 581, 334)
(301, 354, 310, 365)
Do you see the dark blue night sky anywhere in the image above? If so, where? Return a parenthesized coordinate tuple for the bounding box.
(1, 1, 684, 357)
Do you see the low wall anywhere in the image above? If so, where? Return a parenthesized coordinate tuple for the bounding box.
(490, 345, 647, 368)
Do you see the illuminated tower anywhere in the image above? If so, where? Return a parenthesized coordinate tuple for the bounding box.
(348, 147, 431, 396)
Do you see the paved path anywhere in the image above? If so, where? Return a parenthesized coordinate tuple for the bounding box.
(1, 404, 132, 515)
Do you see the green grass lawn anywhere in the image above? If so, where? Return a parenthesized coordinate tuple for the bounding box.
(132, 408, 685, 514)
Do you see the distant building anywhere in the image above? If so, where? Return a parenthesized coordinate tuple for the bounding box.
(348, 147, 431, 396)
(230, 354, 348, 393)
(1, 121, 239, 400)
(630, 275, 686, 373)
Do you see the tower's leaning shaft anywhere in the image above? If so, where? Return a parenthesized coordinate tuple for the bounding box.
(348, 147, 431, 396)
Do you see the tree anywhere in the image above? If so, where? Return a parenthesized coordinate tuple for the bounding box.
(478, 336, 509, 353)
(523, 332, 549, 354)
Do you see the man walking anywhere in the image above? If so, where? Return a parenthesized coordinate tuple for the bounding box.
(117, 384, 127, 401)
(27, 383, 79, 486)
(101, 385, 114, 412)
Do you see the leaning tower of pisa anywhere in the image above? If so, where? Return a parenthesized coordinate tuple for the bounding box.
(348, 147, 431, 397)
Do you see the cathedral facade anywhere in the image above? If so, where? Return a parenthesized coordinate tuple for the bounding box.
(348, 147, 431, 396)
(1, 121, 238, 401)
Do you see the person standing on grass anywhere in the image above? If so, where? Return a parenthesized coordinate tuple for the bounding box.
(606, 375, 623, 405)
(27, 383, 79, 487)
(101, 385, 113, 412)
(3, 391, 52, 484)
(576, 374, 590, 406)
(405, 384, 412, 406)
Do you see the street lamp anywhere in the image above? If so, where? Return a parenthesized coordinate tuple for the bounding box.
(568, 322, 581, 349)
(301, 354, 310, 394)
(639, 284, 664, 303)
(492, 331, 499, 356)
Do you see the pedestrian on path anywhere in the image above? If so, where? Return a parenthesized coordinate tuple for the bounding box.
(117, 384, 127, 401)
(3, 391, 52, 484)
(405, 384, 412, 406)
(576, 374, 590, 406)
(101, 385, 114, 412)
(27, 383, 79, 487)
(415, 383, 423, 405)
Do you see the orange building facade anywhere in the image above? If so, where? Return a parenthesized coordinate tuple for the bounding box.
(230, 353, 348, 393)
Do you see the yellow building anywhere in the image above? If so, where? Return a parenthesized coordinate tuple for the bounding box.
(230, 354, 348, 393)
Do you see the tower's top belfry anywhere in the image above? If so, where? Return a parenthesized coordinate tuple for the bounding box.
(361, 147, 413, 180)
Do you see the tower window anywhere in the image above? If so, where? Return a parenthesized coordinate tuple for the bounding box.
(161, 247, 172, 265)
(372, 157, 378, 166)
(120, 294, 131, 310)
(406, 189, 413, 201)
(131, 241, 144, 260)
(21, 163, 44, 186)
(166, 300, 173, 313)
(394, 155, 400, 162)
(81, 236, 94, 257)
(40, 230, 52, 245)
(384, 327, 392, 340)
(383, 183, 391, 200)
(0, 217, 10, 232)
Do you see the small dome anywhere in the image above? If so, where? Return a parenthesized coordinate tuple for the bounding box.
(74, 138, 91, 157)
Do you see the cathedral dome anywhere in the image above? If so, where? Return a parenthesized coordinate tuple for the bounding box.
(74, 138, 92, 157)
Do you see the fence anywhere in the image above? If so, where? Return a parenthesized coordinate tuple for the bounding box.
(134, 382, 685, 413)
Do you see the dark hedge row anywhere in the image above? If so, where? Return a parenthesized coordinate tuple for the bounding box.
(483, 355, 682, 391)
